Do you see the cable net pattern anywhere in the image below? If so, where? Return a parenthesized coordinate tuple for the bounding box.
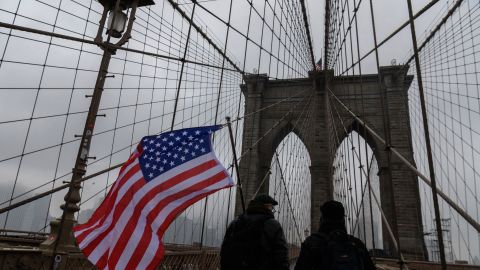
(408, 0, 480, 263)
(3, 0, 480, 265)
(324, 0, 480, 264)
(0, 0, 314, 251)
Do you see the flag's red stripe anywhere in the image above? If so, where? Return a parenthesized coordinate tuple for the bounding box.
(80, 178, 146, 256)
(157, 178, 229, 236)
(81, 159, 218, 258)
(81, 162, 140, 229)
(145, 186, 227, 270)
(124, 171, 228, 269)
(74, 163, 141, 232)
(95, 249, 108, 270)
(74, 164, 142, 241)
(118, 151, 140, 176)
(145, 245, 165, 270)
(77, 180, 145, 250)
(107, 162, 222, 268)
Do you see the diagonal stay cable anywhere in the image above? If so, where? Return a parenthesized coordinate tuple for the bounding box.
(254, 96, 315, 247)
(238, 93, 314, 161)
(0, 163, 124, 215)
(326, 90, 375, 235)
(327, 86, 480, 233)
(329, 93, 409, 267)
(0, 90, 312, 213)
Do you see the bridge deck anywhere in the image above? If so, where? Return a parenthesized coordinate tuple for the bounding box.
(1, 238, 479, 270)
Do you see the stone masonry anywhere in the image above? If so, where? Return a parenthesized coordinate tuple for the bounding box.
(235, 65, 427, 260)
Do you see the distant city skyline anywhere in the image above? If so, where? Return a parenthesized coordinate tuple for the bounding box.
(0, 182, 53, 232)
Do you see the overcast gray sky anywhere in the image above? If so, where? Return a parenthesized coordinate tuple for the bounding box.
(0, 0, 479, 261)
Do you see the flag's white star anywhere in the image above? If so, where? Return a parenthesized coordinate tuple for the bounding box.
(155, 151, 160, 156)
(188, 135, 194, 140)
(168, 141, 174, 146)
(152, 165, 157, 170)
(195, 130, 201, 135)
(167, 152, 172, 157)
(191, 152, 196, 156)
(162, 146, 167, 151)
(201, 148, 206, 153)
(156, 157, 161, 162)
(184, 149, 189, 154)
(149, 173, 153, 178)
(159, 167, 164, 171)
(163, 159, 167, 164)
(155, 143, 161, 147)
(143, 146, 148, 150)
(182, 131, 188, 136)
(169, 161, 174, 166)
(145, 163, 150, 168)
(180, 156, 186, 161)
(169, 133, 175, 137)
(162, 137, 168, 142)
(175, 136, 181, 141)
(149, 139, 155, 144)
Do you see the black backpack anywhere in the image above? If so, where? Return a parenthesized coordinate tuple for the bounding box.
(311, 230, 364, 270)
(221, 215, 271, 270)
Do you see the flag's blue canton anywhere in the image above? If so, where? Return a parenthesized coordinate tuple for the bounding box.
(138, 126, 221, 182)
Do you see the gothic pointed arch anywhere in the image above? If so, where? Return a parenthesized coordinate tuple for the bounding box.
(237, 67, 426, 260)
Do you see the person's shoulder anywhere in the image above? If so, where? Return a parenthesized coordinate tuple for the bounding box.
(227, 215, 247, 228)
(263, 216, 279, 224)
(263, 216, 281, 229)
(347, 235, 363, 242)
(302, 233, 327, 247)
(347, 234, 368, 248)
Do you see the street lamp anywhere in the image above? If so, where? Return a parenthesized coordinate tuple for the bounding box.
(95, 0, 155, 44)
(107, 9, 127, 38)
(40, 0, 154, 263)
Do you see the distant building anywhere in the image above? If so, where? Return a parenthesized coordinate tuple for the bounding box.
(77, 196, 104, 224)
(0, 187, 53, 232)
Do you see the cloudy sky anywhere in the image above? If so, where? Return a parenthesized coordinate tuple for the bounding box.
(0, 0, 479, 262)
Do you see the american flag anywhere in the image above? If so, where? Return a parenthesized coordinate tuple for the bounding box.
(73, 125, 233, 270)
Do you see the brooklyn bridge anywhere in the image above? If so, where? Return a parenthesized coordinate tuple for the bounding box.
(0, 0, 480, 269)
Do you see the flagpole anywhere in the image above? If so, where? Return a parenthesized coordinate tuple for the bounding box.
(226, 117, 246, 214)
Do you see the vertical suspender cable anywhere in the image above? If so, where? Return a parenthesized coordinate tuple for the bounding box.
(170, 2, 197, 130)
(406, 0, 447, 268)
(368, 0, 404, 265)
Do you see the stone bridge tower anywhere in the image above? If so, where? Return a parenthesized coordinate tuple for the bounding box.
(236, 65, 427, 260)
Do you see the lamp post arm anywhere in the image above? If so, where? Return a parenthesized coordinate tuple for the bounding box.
(94, 7, 108, 44)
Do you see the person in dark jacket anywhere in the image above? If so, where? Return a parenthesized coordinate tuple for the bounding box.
(220, 194, 290, 270)
(295, 200, 376, 270)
